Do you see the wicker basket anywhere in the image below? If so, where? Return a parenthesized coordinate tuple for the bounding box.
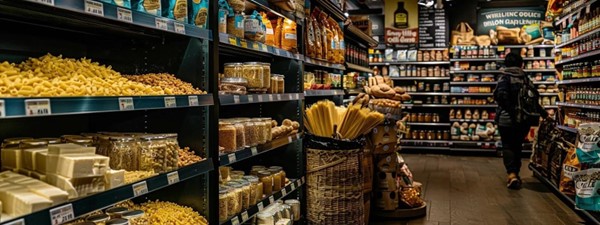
(307, 145, 365, 225)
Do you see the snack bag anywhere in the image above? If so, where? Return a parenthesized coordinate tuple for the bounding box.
(99, 0, 131, 8)
(261, 12, 275, 46)
(576, 123, 600, 164)
(574, 168, 600, 211)
(218, 0, 231, 33)
(190, 0, 208, 28)
(134, 0, 161, 16)
(162, 0, 187, 22)
(560, 145, 580, 195)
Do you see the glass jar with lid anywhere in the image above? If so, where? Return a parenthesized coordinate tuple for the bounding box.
(60, 135, 83, 143)
(424, 113, 433, 123)
(38, 137, 60, 145)
(162, 133, 179, 172)
(86, 214, 110, 224)
(261, 63, 271, 89)
(427, 130, 435, 140)
(243, 62, 265, 91)
(268, 168, 282, 192)
(269, 75, 278, 94)
(105, 218, 128, 225)
(106, 207, 129, 219)
(417, 113, 425, 122)
(274, 75, 285, 93)
(223, 185, 237, 218)
(252, 118, 267, 145)
(238, 179, 251, 210)
(224, 63, 244, 78)
(108, 136, 139, 171)
(419, 130, 426, 140)
(270, 166, 286, 189)
(121, 210, 146, 225)
(219, 187, 230, 222)
(242, 119, 259, 147)
(229, 119, 246, 150)
(139, 135, 168, 173)
(258, 170, 273, 195)
(244, 175, 261, 204)
(67, 137, 94, 147)
(257, 211, 275, 225)
(230, 170, 245, 180)
(226, 182, 243, 215)
(219, 122, 237, 154)
(262, 118, 273, 142)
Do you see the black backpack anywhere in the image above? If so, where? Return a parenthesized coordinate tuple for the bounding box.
(497, 73, 542, 126)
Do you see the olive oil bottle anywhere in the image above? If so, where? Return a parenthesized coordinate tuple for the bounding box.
(394, 1, 408, 28)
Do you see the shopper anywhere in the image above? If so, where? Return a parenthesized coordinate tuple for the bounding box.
(494, 52, 548, 189)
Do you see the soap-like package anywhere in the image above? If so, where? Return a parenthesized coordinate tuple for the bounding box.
(56, 154, 110, 178)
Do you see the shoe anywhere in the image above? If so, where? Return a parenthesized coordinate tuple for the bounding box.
(507, 173, 521, 189)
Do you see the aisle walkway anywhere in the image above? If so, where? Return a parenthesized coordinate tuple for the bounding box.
(371, 154, 584, 225)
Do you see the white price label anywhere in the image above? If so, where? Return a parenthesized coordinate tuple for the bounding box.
(228, 154, 236, 163)
(167, 171, 180, 184)
(295, 93, 300, 100)
(274, 48, 280, 55)
(233, 95, 240, 104)
(155, 18, 168, 30)
(188, 95, 199, 106)
(84, 0, 104, 16)
(34, 0, 54, 5)
(268, 95, 274, 101)
(118, 97, 134, 110)
(291, 183, 296, 190)
(296, 179, 302, 187)
(257, 202, 264, 211)
(5, 219, 25, 225)
(231, 216, 240, 225)
(25, 99, 51, 116)
(50, 204, 74, 225)
(0, 100, 5, 118)
(248, 95, 254, 102)
(257, 95, 264, 102)
(269, 195, 275, 204)
(301, 177, 305, 183)
(277, 94, 282, 100)
(477, 142, 482, 146)
(117, 8, 133, 23)
(262, 44, 268, 52)
(174, 22, 186, 34)
(288, 136, 293, 143)
(242, 211, 249, 221)
(251, 147, 258, 155)
(164, 97, 177, 108)
(132, 181, 149, 197)
(282, 188, 287, 196)
(586, 4, 591, 13)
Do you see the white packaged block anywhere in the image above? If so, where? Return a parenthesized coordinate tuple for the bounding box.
(104, 169, 125, 189)
(22, 148, 47, 171)
(1, 148, 22, 170)
(55, 154, 109, 178)
(48, 144, 95, 155)
(46, 174, 105, 199)
(6, 189, 52, 216)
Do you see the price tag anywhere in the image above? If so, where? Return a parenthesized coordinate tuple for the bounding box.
(301, 177, 305, 183)
(268, 95, 274, 101)
(0, 100, 5, 118)
(164, 97, 177, 108)
(118, 97, 134, 110)
(132, 181, 149, 197)
(257, 202, 264, 211)
(34, 0, 54, 5)
(477, 142, 482, 146)
(174, 22, 186, 34)
(269, 195, 275, 204)
(231, 216, 240, 225)
(228, 154, 236, 163)
(248, 95, 254, 102)
(155, 18, 168, 30)
(282, 188, 287, 196)
(274, 48, 281, 55)
(251, 147, 258, 155)
(288, 136, 293, 143)
(84, 0, 104, 16)
(188, 95, 199, 106)
(296, 179, 302, 187)
(240, 40, 248, 48)
(295, 93, 300, 100)
(229, 37, 237, 45)
(49, 204, 74, 225)
(25, 99, 51, 116)
(291, 182, 296, 190)
(277, 94, 282, 101)
(233, 95, 240, 104)
(4, 219, 25, 225)
(257, 95, 264, 102)
(117, 8, 133, 23)
(253, 43, 260, 50)
(167, 171, 180, 184)
(497, 46, 505, 51)
(586, 4, 591, 14)
(262, 44, 269, 52)
(242, 211, 249, 221)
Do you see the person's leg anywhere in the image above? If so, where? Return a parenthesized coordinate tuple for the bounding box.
(511, 126, 531, 175)
(499, 126, 519, 175)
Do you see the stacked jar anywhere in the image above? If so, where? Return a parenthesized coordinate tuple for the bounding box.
(227, 0, 245, 38)
(269, 74, 286, 94)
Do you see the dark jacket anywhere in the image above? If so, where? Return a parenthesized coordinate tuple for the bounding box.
(494, 67, 546, 127)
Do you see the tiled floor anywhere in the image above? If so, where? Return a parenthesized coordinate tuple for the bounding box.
(370, 154, 585, 225)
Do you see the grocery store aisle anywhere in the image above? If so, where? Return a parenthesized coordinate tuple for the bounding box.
(371, 154, 584, 225)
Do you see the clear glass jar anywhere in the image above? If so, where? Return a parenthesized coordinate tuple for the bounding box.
(270, 166, 286, 189)
(238, 180, 251, 210)
(224, 63, 243, 78)
(230, 170, 245, 180)
(261, 63, 271, 89)
(261, 118, 273, 142)
(244, 175, 260, 204)
(258, 170, 273, 195)
(227, 182, 243, 215)
(60, 135, 82, 143)
(268, 168, 282, 192)
(219, 122, 237, 154)
(38, 137, 60, 145)
(275, 75, 285, 93)
(253, 118, 267, 145)
(243, 119, 259, 147)
(229, 119, 246, 150)
(139, 135, 168, 173)
(108, 136, 139, 171)
(257, 211, 275, 225)
(86, 214, 110, 224)
(219, 187, 230, 222)
(285, 199, 301, 221)
(67, 137, 94, 147)
(162, 133, 179, 171)
(220, 166, 232, 182)
(223, 185, 237, 218)
(121, 210, 146, 225)
(106, 207, 129, 219)
(243, 62, 264, 90)
(269, 75, 278, 94)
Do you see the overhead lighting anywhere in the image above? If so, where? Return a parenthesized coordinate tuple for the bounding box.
(344, 12, 349, 17)
(418, 0, 434, 7)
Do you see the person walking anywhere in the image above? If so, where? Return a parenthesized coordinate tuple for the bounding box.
(494, 52, 548, 189)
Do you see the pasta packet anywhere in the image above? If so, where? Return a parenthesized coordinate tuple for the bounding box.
(163, 0, 187, 23)
(134, 0, 161, 16)
(218, 0, 231, 33)
(576, 123, 600, 164)
(574, 168, 600, 211)
(190, 0, 209, 29)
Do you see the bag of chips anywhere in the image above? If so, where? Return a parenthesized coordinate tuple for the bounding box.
(576, 123, 600, 164)
(560, 144, 580, 195)
(574, 168, 600, 211)
(134, 0, 161, 16)
(190, 0, 208, 29)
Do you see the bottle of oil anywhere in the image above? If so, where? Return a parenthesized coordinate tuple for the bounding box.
(394, 2, 409, 28)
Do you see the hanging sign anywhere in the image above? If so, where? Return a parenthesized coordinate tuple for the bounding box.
(477, 7, 544, 35)
(385, 27, 418, 45)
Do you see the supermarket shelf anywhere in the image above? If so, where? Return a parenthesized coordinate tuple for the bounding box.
(544, 105, 559, 109)
(304, 90, 346, 97)
(555, 26, 600, 49)
(246, 0, 298, 25)
(304, 57, 346, 70)
(450, 82, 498, 85)
(406, 122, 451, 126)
(345, 24, 378, 47)
(449, 93, 493, 96)
(530, 165, 600, 225)
(450, 70, 502, 74)
(450, 58, 502, 62)
(391, 77, 451, 81)
(219, 93, 304, 106)
(524, 69, 556, 73)
(219, 33, 301, 60)
(345, 62, 374, 73)
(403, 104, 451, 108)
(16, 0, 211, 40)
(492, 45, 555, 49)
(556, 102, 600, 110)
(221, 177, 306, 225)
(400, 146, 450, 151)
(219, 133, 302, 166)
(450, 105, 498, 108)
(407, 92, 449, 96)
(0, 94, 213, 119)
(313, 0, 346, 22)
(523, 57, 555, 61)
(1, 159, 214, 225)
(557, 125, 578, 133)
(539, 93, 559, 96)
(419, 47, 449, 51)
(370, 61, 451, 66)
(402, 140, 450, 144)
(450, 147, 497, 152)
(345, 89, 364, 95)
(450, 140, 497, 145)
(557, 77, 600, 85)
(556, 49, 600, 66)
(533, 81, 557, 85)
(450, 119, 495, 123)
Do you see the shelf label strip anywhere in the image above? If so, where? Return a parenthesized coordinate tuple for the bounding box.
(188, 95, 199, 106)
(49, 203, 74, 225)
(132, 181, 149, 197)
(269, 195, 275, 204)
(84, 0, 104, 16)
(228, 154, 236, 163)
(231, 216, 240, 225)
(155, 18, 168, 30)
(167, 171, 180, 184)
(251, 147, 258, 155)
(25, 99, 51, 116)
(257, 202, 264, 211)
(174, 22, 186, 34)
(118, 97, 134, 110)
(32, 0, 54, 5)
(241, 211, 249, 221)
(164, 97, 177, 108)
(117, 7, 133, 23)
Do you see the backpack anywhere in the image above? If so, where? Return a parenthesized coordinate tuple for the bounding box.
(495, 73, 541, 126)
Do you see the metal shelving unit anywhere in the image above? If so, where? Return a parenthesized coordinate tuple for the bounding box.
(556, 77, 600, 85)
(556, 49, 600, 66)
(450, 70, 502, 74)
(391, 77, 451, 81)
(406, 122, 451, 126)
(219, 93, 304, 106)
(370, 61, 451, 66)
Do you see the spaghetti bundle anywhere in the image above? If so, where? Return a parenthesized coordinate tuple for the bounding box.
(305, 100, 384, 140)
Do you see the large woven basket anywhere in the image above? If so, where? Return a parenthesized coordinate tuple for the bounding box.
(307, 144, 365, 225)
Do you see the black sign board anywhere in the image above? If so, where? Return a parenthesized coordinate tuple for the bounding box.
(418, 6, 448, 48)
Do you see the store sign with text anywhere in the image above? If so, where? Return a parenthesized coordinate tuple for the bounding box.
(385, 27, 418, 45)
(477, 7, 544, 35)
